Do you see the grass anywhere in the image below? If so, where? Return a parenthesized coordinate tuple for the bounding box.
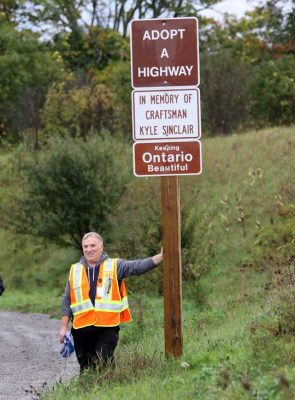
(41, 291, 294, 399)
(0, 126, 294, 399)
(0, 288, 63, 317)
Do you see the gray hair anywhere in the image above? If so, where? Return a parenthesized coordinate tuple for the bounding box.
(82, 232, 103, 244)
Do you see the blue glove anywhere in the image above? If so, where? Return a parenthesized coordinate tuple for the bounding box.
(60, 331, 75, 358)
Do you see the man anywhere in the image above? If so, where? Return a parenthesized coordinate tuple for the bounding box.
(59, 232, 163, 371)
(0, 275, 4, 296)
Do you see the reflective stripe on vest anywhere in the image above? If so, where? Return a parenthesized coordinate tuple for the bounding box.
(95, 297, 129, 312)
(71, 263, 86, 305)
(101, 258, 113, 303)
(71, 300, 94, 315)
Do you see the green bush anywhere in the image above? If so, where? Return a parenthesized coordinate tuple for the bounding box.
(42, 77, 120, 140)
(96, 60, 132, 139)
(200, 50, 252, 134)
(5, 133, 132, 248)
(250, 55, 295, 126)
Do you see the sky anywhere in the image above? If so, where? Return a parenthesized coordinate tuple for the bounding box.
(199, 0, 293, 20)
(198, 0, 262, 20)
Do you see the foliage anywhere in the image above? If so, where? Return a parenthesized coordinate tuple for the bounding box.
(247, 203, 294, 267)
(42, 75, 121, 139)
(104, 126, 294, 299)
(35, 291, 295, 399)
(249, 55, 295, 126)
(0, 18, 64, 146)
(201, 0, 295, 62)
(199, 2, 295, 133)
(248, 0, 295, 54)
(107, 178, 163, 294)
(0, 226, 80, 295)
(0, 288, 65, 317)
(0, 1, 294, 146)
(95, 60, 132, 138)
(1, 125, 293, 290)
(0, 0, 22, 21)
(200, 50, 251, 134)
(0, 126, 294, 399)
(52, 27, 129, 73)
(4, 134, 132, 248)
(16, 1, 220, 38)
(244, 202, 295, 337)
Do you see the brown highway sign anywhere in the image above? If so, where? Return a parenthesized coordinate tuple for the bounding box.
(130, 17, 199, 88)
(133, 140, 202, 177)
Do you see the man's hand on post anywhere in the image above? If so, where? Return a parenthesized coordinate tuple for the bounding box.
(152, 247, 163, 266)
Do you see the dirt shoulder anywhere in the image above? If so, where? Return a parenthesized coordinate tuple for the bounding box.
(0, 311, 79, 400)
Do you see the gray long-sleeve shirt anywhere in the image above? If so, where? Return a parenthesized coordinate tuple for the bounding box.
(61, 252, 157, 317)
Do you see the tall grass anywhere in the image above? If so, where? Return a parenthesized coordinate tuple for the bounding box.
(42, 293, 294, 399)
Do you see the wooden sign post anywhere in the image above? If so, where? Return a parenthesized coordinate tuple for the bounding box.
(130, 17, 201, 358)
(161, 176, 182, 356)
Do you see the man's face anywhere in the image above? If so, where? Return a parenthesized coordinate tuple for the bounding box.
(82, 236, 103, 266)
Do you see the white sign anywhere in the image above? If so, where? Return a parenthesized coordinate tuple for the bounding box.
(132, 87, 201, 141)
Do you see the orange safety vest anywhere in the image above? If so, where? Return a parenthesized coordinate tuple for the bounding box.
(69, 258, 131, 329)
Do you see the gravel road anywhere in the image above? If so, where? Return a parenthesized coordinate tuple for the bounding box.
(0, 311, 79, 400)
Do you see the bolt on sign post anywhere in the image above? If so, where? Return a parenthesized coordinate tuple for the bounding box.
(130, 17, 201, 358)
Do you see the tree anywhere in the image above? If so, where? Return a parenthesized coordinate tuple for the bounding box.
(199, 1, 294, 132)
(108, 0, 221, 38)
(52, 26, 129, 73)
(250, 55, 295, 125)
(16, 1, 221, 38)
(200, 0, 295, 62)
(0, 18, 64, 146)
(96, 59, 132, 137)
(200, 50, 251, 134)
(42, 75, 121, 140)
(249, 0, 295, 55)
(0, 0, 22, 21)
(6, 134, 132, 248)
(10, 1, 221, 75)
